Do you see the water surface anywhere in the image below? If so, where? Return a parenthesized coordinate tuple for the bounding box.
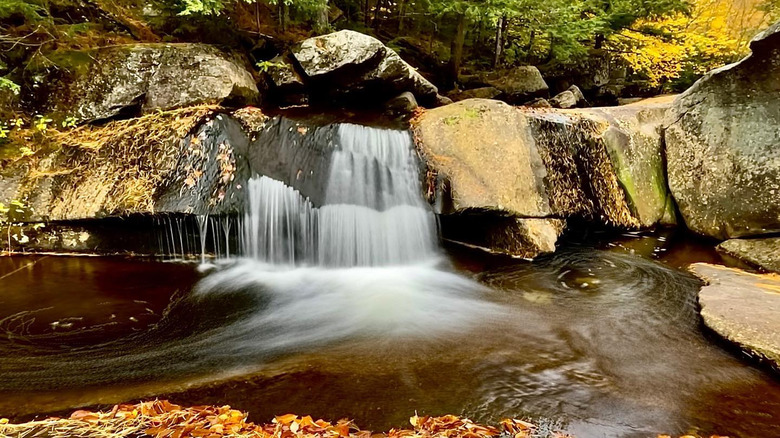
(1, 236, 778, 438)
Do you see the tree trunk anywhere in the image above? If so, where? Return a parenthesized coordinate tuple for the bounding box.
(449, 12, 466, 87)
(397, 0, 407, 33)
(493, 15, 505, 67)
(594, 33, 605, 49)
(277, 1, 286, 32)
(316, 0, 329, 33)
(524, 29, 535, 63)
(255, 1, 262, 35)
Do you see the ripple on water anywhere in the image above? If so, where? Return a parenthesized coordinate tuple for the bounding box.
(1, 248, 779, 438)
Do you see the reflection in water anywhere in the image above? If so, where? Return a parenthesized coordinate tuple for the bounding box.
(1, 244, 780, 438)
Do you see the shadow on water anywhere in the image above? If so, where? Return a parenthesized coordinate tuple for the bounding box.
(1, 238, 779, 438)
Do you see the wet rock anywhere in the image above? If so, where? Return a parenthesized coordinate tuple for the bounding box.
(572, 96, 675, 227)
(384, 91, 418, 118)
(717, 238, 780, 273)
(665, 21, 780, 239)
(413, 97, 676, 256)
(0, 108, 251, 222)
(26, 43, 259, 124)
(692, 263, 780, 370)
(287, 30, 438, 106)
(447, 87, 501, 102)
(442, 215, 565, 259)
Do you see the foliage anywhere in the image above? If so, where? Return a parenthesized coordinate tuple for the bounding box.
(609, 0, 777, 89)
(257, 59, 286, 72)
(0, 77, 21, 95)
(0, 0, 49, 23)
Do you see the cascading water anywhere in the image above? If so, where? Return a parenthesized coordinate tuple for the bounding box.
(241, 124, 438, 267)
(0, 119, 499, 411)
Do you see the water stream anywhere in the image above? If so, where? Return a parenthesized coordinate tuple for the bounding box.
(1, 122, 779, 437)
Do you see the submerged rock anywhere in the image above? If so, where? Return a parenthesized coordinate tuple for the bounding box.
(717, 238, 780, 273)
(665, 21, 780, 239)
(26, 43, 259, 123)
(692, 263, 780, 370)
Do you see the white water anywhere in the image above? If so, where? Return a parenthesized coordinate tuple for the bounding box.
(189, 121, 497, 349)
(239, 123, 438, 267)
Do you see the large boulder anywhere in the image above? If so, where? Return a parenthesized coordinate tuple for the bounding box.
(447, 87, 501, 102)
(463, 67, 549, 104)
(268, 30, 439, 106)
(717, 238, 780, 273)
(665, 21, 780, 239)
(414, 99, 551, 218)
(0, 107, 252, 222)
(413, 97, 675, 257)
(692, 263, 780, 370)
(25, 44, 259, 123)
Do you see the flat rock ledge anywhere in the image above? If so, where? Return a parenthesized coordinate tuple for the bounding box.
(691, 263, 780, 370)
(717, 237, 780, 273)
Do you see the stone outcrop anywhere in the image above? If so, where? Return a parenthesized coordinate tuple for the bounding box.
(413, 97, 675, 257)
(665, 21, 780, 240)
(414, 99, 551, 218)
(462, 67, 549, 104)
(692, 263, 780, 370)
(571, 96, 676, 227)
(718, 238, 780, 273)
(267, 30, 440, 107)
(447, 87, 502, 102)
(26, 44, 260, 123)
(0, 107, 256, 223)
(550, 85, 588, 109)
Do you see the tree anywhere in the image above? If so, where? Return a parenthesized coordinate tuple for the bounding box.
(608, 0, 777, 90)
(178, 0, 329, 33)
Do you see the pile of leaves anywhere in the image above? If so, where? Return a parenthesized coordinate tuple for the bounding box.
(0, 400, 565, 438)
(0, 400, 733, 438)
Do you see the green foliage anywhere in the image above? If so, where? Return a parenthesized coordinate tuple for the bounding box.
(179, 0, 230, 15)
(0, 0, 49, 23)
(256, 59, 285, 72)
(33, 115, 52, 132)
(0, 77, 20, 95)
(61, 116, 78, 128)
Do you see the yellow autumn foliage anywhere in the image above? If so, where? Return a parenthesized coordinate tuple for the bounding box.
(609, 0, 776, 88)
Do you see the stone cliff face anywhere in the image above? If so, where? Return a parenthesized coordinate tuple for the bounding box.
(665, 22, 780, 240)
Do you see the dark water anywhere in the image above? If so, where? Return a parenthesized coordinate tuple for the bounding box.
(0, 235, 778, 438)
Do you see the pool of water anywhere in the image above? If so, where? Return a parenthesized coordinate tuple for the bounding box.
(0, 233, 778, 438)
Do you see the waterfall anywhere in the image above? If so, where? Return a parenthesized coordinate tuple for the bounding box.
(241, 123, 438, 267)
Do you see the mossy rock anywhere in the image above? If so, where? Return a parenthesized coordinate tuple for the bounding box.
(24, 43, 260, 124)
